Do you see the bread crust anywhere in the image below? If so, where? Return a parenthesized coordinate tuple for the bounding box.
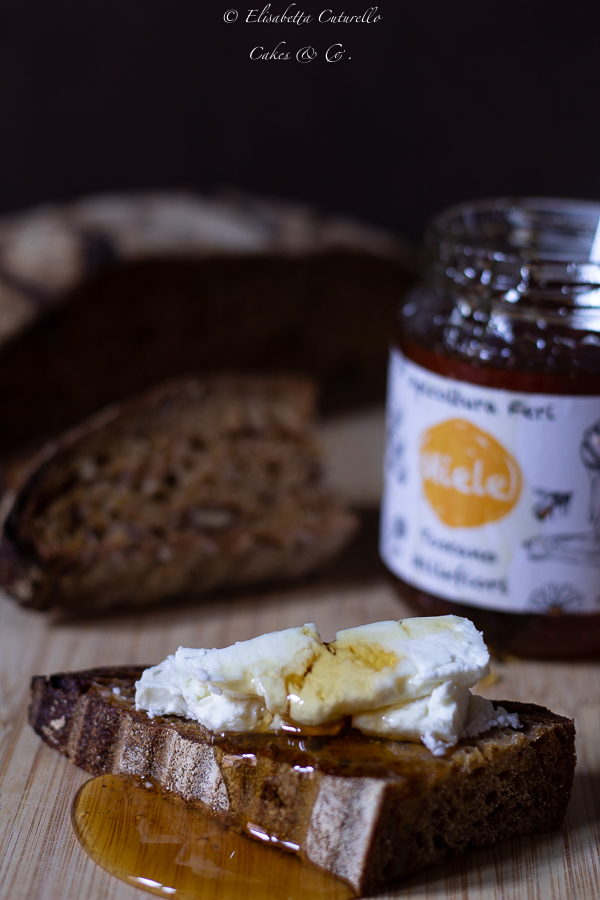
(0, 375, 357, 611)
(30, 665, 576, 895)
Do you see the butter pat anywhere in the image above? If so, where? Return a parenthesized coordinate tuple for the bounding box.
(135, 616, 512, 755)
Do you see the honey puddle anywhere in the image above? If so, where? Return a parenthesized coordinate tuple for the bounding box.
(72, 774, 355, 900)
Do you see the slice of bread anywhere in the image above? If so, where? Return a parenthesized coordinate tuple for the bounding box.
(30, 665, 576, 895)
(0, 375, 357, 611)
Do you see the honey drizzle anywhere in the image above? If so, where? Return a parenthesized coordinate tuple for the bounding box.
(72, 774, 355, 900)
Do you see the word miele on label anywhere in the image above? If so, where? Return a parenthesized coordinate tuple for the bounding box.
(420, 419, 521, 528)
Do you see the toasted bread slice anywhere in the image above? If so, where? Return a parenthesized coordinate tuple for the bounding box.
(0, 375, 357, 612)
(30, 666, 576, 895)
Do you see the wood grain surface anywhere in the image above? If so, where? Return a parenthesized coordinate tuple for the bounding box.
(0, 399, 596, 900)
(1, 566, 598, 900)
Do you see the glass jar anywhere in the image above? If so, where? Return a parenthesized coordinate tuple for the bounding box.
(380, 198, 600, 659)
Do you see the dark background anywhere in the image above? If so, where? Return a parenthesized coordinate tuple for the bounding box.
(1, 0, 598, 241)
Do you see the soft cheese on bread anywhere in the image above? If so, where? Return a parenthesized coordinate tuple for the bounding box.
(30, 663, 576, 894)
(135, 616, 517, 755)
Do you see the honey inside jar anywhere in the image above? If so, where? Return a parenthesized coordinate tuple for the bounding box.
(381, 198, 600, 658)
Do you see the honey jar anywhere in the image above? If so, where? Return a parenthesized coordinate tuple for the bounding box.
(381, 198, 600, 658)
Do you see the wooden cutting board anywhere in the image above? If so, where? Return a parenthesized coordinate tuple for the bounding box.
(1, 564, 599, 900)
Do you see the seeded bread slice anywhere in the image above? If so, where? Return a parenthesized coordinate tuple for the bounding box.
(30, 666, 576, 896)
(0, 375, 357, 611)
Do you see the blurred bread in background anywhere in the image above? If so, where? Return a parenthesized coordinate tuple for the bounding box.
(0, 191, 415, 459)
(0, 374, 357, 612)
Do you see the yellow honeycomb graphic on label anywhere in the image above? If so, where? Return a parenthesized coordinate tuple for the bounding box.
(420, 418, 521, 528)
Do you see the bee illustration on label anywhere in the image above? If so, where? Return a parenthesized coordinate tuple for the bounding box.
(525, 418, 600, 566)
(532, 489, 573, 521)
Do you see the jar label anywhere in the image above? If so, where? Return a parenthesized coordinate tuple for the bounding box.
(380, 348, 600, 614)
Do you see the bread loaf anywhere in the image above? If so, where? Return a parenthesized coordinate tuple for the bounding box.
(0, 375, 357, 611)
(0, 191, 415, 457)
(30, 664, 576, 895)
